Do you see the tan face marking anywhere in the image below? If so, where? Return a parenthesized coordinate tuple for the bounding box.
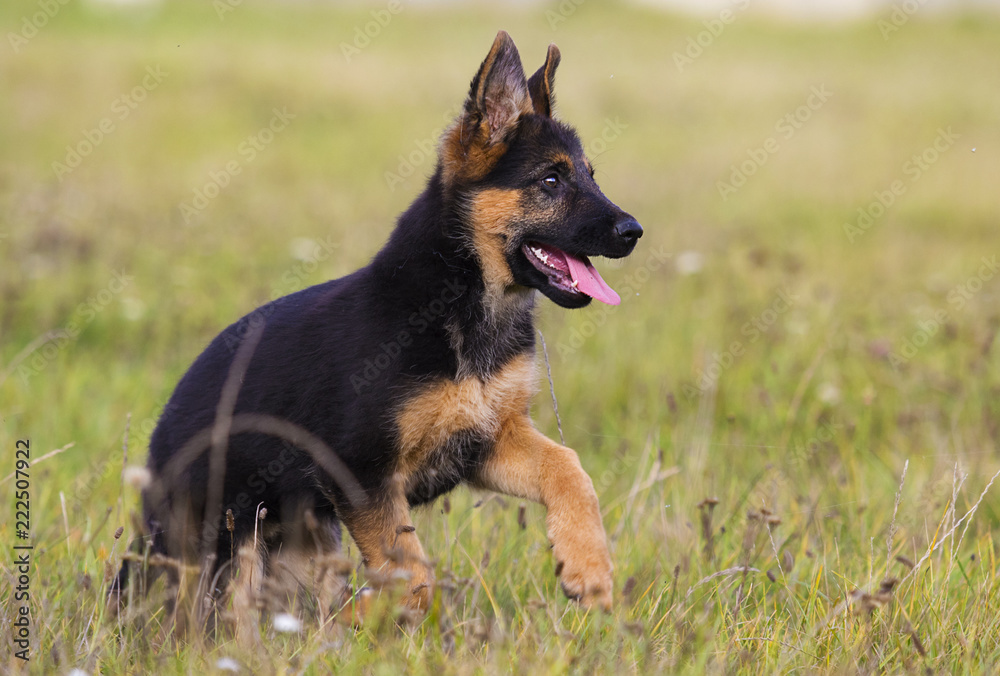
(550, 152, 574, 173)
(468, 187, 524, 293)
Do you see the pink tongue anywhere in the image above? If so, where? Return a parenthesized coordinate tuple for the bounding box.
(565, 254, 621, 305)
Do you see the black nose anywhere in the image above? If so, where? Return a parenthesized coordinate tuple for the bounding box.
(614, 217, 643, 241)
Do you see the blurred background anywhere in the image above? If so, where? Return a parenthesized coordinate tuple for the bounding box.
(1, 0, 998, 671)
(4, 0, 996, 467)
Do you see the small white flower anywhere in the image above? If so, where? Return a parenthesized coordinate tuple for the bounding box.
(818, 382, 841, 405)
(215, 657, 240, 672)
(120, 297, 146, 321)
(289, 237, 319, 262)
(786, 317, 809, 336)
(676, 250, 704, 276)
(123, 465, 152, 490)
(273, 612, 302, 633)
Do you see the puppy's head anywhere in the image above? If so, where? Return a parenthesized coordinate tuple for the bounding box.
(441, 31, 642, 309)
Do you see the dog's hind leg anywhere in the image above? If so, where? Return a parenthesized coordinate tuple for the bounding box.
(268, 511, 351, 623)
(230, 539, 265, 647)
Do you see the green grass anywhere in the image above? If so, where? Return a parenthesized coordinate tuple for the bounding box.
(2, 1, 1000, 673)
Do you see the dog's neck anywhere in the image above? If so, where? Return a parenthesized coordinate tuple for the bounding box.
(371, 170, 537, 380)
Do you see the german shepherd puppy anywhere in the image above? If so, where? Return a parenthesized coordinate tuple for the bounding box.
(127, 30, 641, 617)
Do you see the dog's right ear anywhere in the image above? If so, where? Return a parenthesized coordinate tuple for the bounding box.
(527, 44, 560, 118)
(464, 30, 532, 145)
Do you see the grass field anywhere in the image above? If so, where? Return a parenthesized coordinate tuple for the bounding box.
(2, 0, 1000, 673)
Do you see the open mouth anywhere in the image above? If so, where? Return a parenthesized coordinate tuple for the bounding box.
(522, 241, 621, 305)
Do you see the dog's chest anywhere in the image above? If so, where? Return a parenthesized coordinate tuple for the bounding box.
(394, 353, 537, 492)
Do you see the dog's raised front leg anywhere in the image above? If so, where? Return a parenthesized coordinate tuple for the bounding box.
(473, 415, 613, 610)
(339, 477, 434, 612)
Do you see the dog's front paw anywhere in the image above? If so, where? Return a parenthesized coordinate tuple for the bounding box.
(554, 546, 613, 611)
(403, 564, 434, 612)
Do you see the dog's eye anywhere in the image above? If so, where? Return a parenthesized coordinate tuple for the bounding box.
(541, 174, 560, 191)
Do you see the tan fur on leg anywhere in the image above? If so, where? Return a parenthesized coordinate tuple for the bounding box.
(340, 475, 434, 612)
(473, 415, 613, 610)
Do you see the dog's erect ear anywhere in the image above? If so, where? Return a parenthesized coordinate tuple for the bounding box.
(527, 44, 560, 118)
(440, 32, 533, 184)
(466, 30, 532, 144)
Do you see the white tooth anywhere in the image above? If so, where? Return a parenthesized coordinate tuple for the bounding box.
(531, 245, 566, 273)
(531, 247, 551, 265)
(571, 280, 579, 288)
